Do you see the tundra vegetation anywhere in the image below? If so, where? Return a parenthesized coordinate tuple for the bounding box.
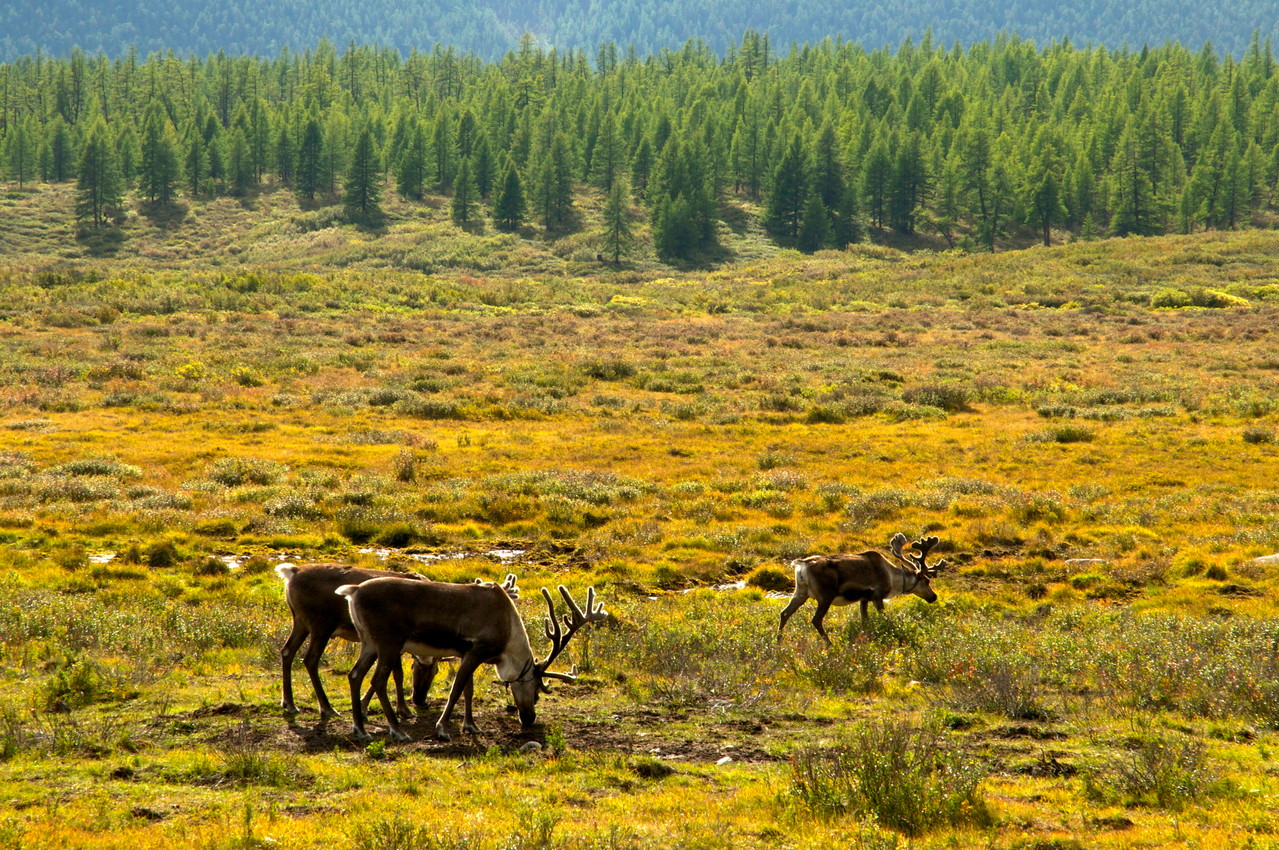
(1, 91, 1279, 848)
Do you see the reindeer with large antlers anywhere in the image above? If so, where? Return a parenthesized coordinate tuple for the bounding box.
(778, 533, 949, 645)
(337, 577, 607, 742)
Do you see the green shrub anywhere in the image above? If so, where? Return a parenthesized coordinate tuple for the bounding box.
(745, 565, 793, 593)
(1242, 426, 1275, 444)
(1087, 729, 1215, 809)
(902, 383, 972, 412)
(788, 720, 989, 835)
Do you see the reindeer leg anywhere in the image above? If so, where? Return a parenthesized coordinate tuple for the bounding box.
(413, 658, 438, 707)
(461, 676, 479, 735)
(778, 594, 808, 642)
(369, 655, 411, 742)
(360, 654, 404, 716)
(811, 599, 834, 647)
(346, 643, 379, 740)
(435, 653, 484, 742)
(859, 599, 870, 622)
(872, 598, 885, 616)
(301, 626, 340, 718)
(280, 623, 308, 714)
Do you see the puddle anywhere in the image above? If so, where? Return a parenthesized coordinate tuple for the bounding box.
(359, 547, 527, 566)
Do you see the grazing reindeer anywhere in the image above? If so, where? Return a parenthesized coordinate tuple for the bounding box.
(778, 534, 948, 645)
(278, 563, 436, 719)
(337, 578, 606, 742)
(277, 563, 516, 718)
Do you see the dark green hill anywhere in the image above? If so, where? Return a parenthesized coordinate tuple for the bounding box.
(1, 0, 1275, 61)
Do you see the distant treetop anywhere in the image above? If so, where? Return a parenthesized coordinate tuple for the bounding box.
(0, 0, 1276, 61)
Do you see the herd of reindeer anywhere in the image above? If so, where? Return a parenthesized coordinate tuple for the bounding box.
(276, 533, 948, 742)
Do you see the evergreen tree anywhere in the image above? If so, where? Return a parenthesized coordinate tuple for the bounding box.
(76, 119, 124, 228)
(889, 130, 930, 233)
(861, 135, 892, 229)
(115, 123, 141, 187)
(590, 110, 624, 191)
(630, 136, 653, 197)
(44, 117, 76, 183)
(450, 156, 478, 227)
(472, 134, 494, 199)
(764, 135, 807, 242)
(532, 131, 574, 231)
(184, 128, 209, 197)
(275, 121, 295, 184)
(1023, 147, 1068, 246)
(227, 126, 254, 194)
(601, 178, 633, 264)
(652, 192, 694, 262)
(296, 117, 324, 201)
(492, 160, 526, 231)
(139, 103, 181, 205)
(343, 126, 382, 224)
(797, 193, 832, 253)
(396, 121, 429, 200)
(5, 113, 38, 187)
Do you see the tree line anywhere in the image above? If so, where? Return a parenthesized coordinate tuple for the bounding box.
(5, 0, 1279, 62)
(4, 32, 1279, 262)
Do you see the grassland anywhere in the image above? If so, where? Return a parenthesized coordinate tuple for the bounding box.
(1, 186, 1279, 848)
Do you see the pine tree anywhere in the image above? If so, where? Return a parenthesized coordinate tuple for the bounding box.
(227, 126, 254, 194)
(139, 103, 181, 205)
(601, 178, 633, 264)
(1023, 148, 1067, 246)
(115, 123, 141, 187)
(343, 126, 382, 224)
(764, 135, 807, 242)
(450, 156, 478, 227)
(861, 135, 892, 229)
(472, 134, 494, 198)
(492, 161, 526, 231)
(76, 119, 124, 229)
(184, 128, 209, 198)
(533, 131, 574, 231)
(396, 122, 429, 200)
(797, 193, 832, 253)
(296, 117, 324, 201)
(5, 113, 37, 187)
(44, 117, 75, 183)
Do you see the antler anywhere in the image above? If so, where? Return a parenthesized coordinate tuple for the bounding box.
(538, 585, 607, 678)
(473, 573, 521, 599)
(889, 533, 948, 576)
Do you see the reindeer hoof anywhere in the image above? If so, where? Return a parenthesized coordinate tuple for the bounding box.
(351, 725, 371, 742)
(389, 728, 412, 743)
(464, 723, 481, 735)
(435, 725, 452, 742)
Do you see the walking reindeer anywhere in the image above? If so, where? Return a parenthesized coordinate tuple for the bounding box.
(778, 533, 948, 644)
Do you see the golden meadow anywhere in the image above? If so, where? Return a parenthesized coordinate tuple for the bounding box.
(1, 216, 1279, 847)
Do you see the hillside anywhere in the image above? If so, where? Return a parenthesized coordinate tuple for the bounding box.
(2, 0, 1277, 60)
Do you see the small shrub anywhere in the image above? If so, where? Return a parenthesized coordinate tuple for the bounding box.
(1088, 729, 1215, 809)
(902, 383, 972, 412)
(393, 449, 417, 483)
(207, 457, 288, 487)
(788, 720, 989, 835)
(1242, 426, 1275, 444)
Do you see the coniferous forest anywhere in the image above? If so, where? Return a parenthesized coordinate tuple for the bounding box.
(6, 33, 1279, 262)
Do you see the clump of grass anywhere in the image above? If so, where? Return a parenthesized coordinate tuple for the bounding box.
(901, 383, 972, 413)
(745, 565, 792, 593)
(788, 719, 990, 835)
(1029, 425, 1096, 444)
(206, 457, 288, 487)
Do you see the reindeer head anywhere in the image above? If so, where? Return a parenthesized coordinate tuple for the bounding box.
(889, 533, 949, 603)
(508, 585, 608, 728)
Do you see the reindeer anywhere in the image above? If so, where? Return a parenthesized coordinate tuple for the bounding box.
(778, 534, 948, 645)
(276, 563, 516, 719)
(337, 577, 606, 742)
